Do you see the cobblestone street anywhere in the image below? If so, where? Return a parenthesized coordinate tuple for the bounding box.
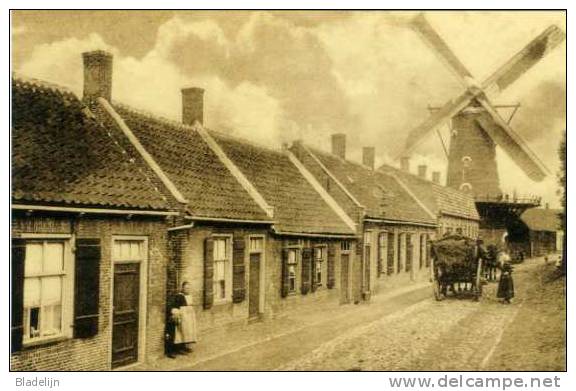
(152, 256, 564, 371)
(281, 256, 565, 371)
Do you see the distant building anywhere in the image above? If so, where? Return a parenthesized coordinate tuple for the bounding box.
(508, 207, 563, 258)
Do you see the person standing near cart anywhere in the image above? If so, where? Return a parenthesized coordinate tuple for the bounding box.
(497, 261, 515, 304)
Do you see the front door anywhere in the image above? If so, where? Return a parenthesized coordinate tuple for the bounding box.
(112, 262, 140, 369)
(340, 253, 350, 304)
(248, 253, 260, 319)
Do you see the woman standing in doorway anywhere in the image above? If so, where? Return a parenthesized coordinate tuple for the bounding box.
(166, 281, 198, 358)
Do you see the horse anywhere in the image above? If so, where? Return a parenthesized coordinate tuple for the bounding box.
(482, 244, 500, 282)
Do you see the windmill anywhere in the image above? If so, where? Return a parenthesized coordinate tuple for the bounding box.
(397, 13, 565, 245)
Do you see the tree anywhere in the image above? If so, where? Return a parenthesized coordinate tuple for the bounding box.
(557, 131, 566, 274)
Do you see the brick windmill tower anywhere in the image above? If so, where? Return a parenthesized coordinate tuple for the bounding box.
(398, 14, 565, 246)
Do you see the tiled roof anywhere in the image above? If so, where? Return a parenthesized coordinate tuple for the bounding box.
(521, 208, 562, 232)
(379, 166, 480, 221)
(210, 132, 354, 235)
(305, 147, 437, 225)
(109, 104, 270, 221)
(12, 76, 173, 211)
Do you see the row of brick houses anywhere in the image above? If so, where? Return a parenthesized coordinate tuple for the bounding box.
(11, 50, 479, 370)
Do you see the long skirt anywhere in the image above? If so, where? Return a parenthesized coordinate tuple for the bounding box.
(497, 274, 515, 299)
(174, 305, 198, 344)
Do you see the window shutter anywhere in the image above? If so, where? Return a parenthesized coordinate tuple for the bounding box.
(74, 238, 101, 339)
(310, 249, 317, 293)
(377, 235, 383, 276)
(387, 232, 395, 275)
(11, 238, 25, 353)
(281, 249, 290, 298)
(364, 245, 371, 291)
(327, 244, 336, 289)
(301, 248, 312, 295)
(232, 237, 246, 303)
(406, 235, 413, 272)
(203, 237, 214, 309)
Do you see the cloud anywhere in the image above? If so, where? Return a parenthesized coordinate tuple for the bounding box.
(15, 11, 565, 206)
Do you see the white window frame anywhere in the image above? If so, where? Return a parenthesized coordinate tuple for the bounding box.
(248, 235, 266, 314)
(313, 245, 326, 288)
(110, 235, 149, 367)
(286, 248, 299, 294)
(212, 234, 233, 304)
(21, 234, 74, 347)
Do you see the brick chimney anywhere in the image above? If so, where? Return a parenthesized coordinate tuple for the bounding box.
(418, 164, 427, 179)
(400, 156, 410, 172)
(82, 50, 113, 103)
(331, 134, 346, 159)
(181, 87, 205, 126)
(362, 147, 375, 170)
(432, 171, 441, 184)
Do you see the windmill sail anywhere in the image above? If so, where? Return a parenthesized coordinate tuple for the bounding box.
(402, 90, 473, 156)
(411, 13, 473, 85)
(475, 95, 550, 181)
(482, 25, 566, 93)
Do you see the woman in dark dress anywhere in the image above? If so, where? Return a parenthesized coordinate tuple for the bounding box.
(497, 262, 515, 304)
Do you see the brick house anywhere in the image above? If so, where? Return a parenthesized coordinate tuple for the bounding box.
(11, 75, 179, 370)
(82, 51, 358, 335)
(378, 161, 480, 239)
(290, 138, 439, 301)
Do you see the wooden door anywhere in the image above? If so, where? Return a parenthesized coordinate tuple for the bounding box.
(248, 253, 260, 319)
(340, 253, 350, 304)
(112, 262, 140, 369)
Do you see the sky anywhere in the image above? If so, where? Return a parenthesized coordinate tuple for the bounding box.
(11, 10, 566, 207)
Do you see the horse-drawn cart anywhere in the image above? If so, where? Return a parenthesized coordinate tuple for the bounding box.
(430, 235, 483, 301)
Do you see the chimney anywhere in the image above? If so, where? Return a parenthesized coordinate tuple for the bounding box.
(417, 165, 427, 179)
(432, 171, 441, 184)
(82, 50, 113, 103)
(181, 87, 205, 126)
(331, 133, 346, 159)
(362, 147, 375, 170)
(400, 156, 410, 172)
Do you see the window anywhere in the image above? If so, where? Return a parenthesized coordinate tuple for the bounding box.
(378, 233, 387, 276)
(213, 237, 231, 301)
(314, 247, 325, 286)
(287, 249, 298, 293)
(459, 183, 472, 193)
(23, 240, 70, 343)
(456, 227, 463, 235)
(364, 231, 372, 245)
(340, 241, 351, 251)
(249, 237, 264, 252)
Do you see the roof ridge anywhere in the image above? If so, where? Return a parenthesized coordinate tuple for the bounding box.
(12, 73, 78, 98)
(207, 128, 286, 154)
(112, 100, 196, 132)
(113, 100, 285, 154)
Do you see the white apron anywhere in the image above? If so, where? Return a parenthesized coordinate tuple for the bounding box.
(173, 295, 198, 344)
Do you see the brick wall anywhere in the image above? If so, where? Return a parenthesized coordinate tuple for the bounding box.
(364, 222, 436, 296)
(170, 224, 359, 334)
(11, 211, 169, 371)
